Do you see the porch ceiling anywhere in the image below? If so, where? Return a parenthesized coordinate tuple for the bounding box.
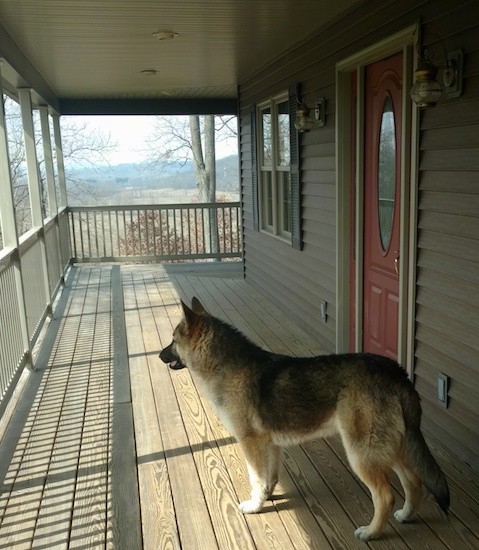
(0, 0, 361, 113)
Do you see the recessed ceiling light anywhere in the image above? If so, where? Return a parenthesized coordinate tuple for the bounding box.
(140, 69, 157, 76)
(153, 31, 178, 41)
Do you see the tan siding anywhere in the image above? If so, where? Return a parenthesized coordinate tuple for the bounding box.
(239, 0, 479, 470)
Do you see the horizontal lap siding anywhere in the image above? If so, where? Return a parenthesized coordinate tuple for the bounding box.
(239, 0, 479, 468)
(415, 4, 479, 470)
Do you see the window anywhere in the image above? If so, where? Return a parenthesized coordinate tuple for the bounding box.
(257, 94, 292, 239)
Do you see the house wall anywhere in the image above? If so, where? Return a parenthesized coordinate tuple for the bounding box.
(239, 0, 479, 470)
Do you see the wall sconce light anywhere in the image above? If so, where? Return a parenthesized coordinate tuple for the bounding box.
(294, 97, 326, 132)
(410, 46, 464, 108)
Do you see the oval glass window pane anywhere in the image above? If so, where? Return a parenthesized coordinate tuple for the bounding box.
(377, 96, 396, 250)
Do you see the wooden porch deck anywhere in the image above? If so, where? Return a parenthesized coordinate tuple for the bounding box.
(0, 263, 478, 549)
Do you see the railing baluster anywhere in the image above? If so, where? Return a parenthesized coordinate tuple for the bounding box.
(94, 210, 99, 259)
(159, 209, 164, 256)
(228, 206, 233, 252)
(152, 209, 156, 256)
(165, 208, 171, 254)
(71, 211, 78, 259)
(221, 206, 226, 254)
(172, 208, 178, 256)
(144, 209, 149, 256)
(130, 210, 135, 256)
(180, 208, 185, 255)
(109, 211, 113, 258)
(86, 211, 91, 258)
(187, 208, 192, 254)
(101, 210, 106, 258)
(194, 208, 199, 254)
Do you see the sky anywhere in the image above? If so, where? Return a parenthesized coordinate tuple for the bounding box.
(62, 115, 238, 166)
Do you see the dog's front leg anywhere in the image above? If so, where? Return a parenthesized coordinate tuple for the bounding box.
(238, 436, 272, 514)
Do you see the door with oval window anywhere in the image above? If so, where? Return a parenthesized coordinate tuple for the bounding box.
(363, 52, 403, 360)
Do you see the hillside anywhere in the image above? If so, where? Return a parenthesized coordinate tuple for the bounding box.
(66, 155, 239, 205)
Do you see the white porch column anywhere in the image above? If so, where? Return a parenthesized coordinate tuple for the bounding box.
(39, 105, 58, 216)
(0, 68, 32, 368)
(18, 88, 52, 308)
(52, 113, 68, 209)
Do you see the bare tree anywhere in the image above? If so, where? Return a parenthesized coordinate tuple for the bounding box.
(144, 114, 237, 256)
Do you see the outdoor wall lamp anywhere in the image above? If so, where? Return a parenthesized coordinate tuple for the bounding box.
(294, 97, 326, 132)
(410, 47, 464, 108)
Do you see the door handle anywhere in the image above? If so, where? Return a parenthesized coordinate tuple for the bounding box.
(394, 251, 400, 276)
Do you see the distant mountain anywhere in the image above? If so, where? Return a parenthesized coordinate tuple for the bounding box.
(66, 155, 239, 193)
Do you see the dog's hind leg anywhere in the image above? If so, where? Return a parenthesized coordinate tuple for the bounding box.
(267, 444, 281, 498)
(347, 453, 394, 541)
(393, 460, 422, 523)
(238, 435, 273, 513)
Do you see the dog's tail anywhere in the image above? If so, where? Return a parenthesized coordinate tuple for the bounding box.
(403, 396, 450, 513)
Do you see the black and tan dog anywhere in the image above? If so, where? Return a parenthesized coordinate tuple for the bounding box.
(160, 298, 449, 541)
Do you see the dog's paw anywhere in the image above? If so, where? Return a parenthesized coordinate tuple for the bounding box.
(238, 499, 263, 514)
(394, 508, 416, 523)
(354, 525, 377, 542)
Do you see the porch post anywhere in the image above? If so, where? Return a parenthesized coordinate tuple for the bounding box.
(0, 68, 32, 369)
(39, 105, 58, 216)
(18, 88, 52, 310)
(52, 114, 68, 209)
(39, 104, 64, 283)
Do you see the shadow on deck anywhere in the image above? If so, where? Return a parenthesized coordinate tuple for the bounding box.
(0, 263, 478, 549)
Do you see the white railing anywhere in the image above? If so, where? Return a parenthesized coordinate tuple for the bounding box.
(0, 209, 71, 415)
(68, 202, 243, 262)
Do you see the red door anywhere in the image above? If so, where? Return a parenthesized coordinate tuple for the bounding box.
(362, 52, 402, 360)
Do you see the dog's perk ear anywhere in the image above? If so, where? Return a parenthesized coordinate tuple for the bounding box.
(191, 297, 207, 314)
(181, 299, 200, 328)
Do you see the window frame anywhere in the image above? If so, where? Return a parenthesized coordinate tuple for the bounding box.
(256, 93, 292, 242)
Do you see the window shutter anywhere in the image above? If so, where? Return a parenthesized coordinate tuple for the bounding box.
(289, 85, 303, 250)
(250, 104, 259, 231)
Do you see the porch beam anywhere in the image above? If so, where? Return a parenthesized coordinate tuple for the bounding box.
(58, 97, 238, 116)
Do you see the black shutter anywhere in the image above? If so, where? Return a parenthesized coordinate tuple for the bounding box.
(250, 104, 259, 231)
(289, 85, 302, 250)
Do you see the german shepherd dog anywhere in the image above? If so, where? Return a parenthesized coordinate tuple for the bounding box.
(159, 298, 450, 541)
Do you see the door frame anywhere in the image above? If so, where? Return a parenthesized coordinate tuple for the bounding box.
(335, 24, 419, 375)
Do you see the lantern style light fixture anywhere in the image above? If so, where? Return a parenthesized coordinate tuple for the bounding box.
(294, 97, 326, 133)
(410, 45, 464, 108)
(409, 56, 443, 108)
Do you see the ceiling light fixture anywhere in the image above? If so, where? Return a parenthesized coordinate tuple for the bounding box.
(153, 31, 178, 41)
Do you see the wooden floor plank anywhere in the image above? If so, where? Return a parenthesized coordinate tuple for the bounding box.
(134, 272, 219, 550)
(69, 268, 111, 548)
(123, 270, 180, 550)
(108, 266, 142, 550)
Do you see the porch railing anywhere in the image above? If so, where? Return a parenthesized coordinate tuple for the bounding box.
(68, 202, 243, 262)
(0, 209, 71, 415)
